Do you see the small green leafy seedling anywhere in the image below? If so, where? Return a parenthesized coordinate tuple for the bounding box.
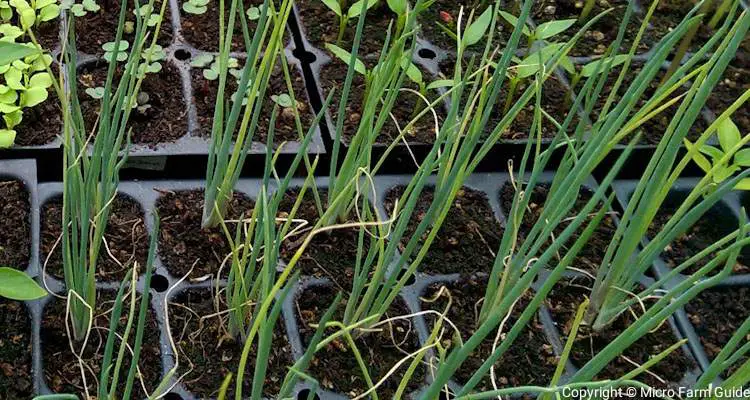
(686, 117, 750, 190)
(138, 44, 166, 76)
(499, 10, 576, 50)
(182, 0, 208, 14)
(102, 40, 129, 62)
(191, 53, 241, 80)
(321, 0, 378, 45)
(0, 267, 46, 300)
(134, 3, 161, 27)
(7, 0, 60, 30)
(271, 93, 293, 108)
(60, 0, 99, 18)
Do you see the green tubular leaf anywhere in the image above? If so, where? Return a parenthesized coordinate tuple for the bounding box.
(0, 129, 15, 147)
(534, 19, 576, 39)
(320, 0, 341, 16)
(735, 149, 750, 167)
(0, 267, 46, 300)
(325, 43, 367, 75)
(0, 41, 38, 64)
(462, 6, 494, 47)
(718, 117, 742, 153)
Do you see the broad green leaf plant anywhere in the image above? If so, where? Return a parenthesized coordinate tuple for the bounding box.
(0, 267, 46, 300)
(0, 0, 58, 147)
(685, 117, 750, 190)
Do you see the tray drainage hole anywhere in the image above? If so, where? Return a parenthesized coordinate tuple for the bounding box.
(418, 48, 437, 60)
(150, 274, 169, 292)
(174, 48, 192, 61)
(163, 393, 184, 400)
(297, 389, 321, 400)
(396, 269, 416, 286)
(292, 48, 317, 64)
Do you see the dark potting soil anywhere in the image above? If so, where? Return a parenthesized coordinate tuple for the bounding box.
(319, 60, 445, 145)
(420, 276, 557, 396)
(685, 286, 750, 378)
(706, 65, 750, 134)
(647, 203, 750, 276)
(581, 64, 707, 145)
(500, 182, 617, 274)
(642, 0, 715, 55)
(295, 0, 397, 57)
(41, 290, 163, 398)
(156, 189, 255, 279)
(0, 299, 33, 400)
(418, 0, 510, 53)
(546, 276, 696, 389)
(192, 64, 315, 145)
(0, 180, 31, 270)
(383, 185, 503, 275)
(532, 0, 643, 57)
(36, 19, 61, 51)
(40, 193, 149, 282)
(169, 288, 293, 398)
(77, 61, 188, 146)
(180, 0, 269, 51)
(74, 0, 173, 55)
(277, 188, 365, 291)
(13, 90, 62, 146)
(295, 284, 425, 398)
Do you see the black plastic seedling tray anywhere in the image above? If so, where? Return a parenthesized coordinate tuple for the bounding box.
(2, 0, 326, 175)
(613, 178, 750, 375)
(2, 167, 740, 398)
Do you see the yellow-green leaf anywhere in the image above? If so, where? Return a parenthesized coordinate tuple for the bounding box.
(0, 267, 46, 300)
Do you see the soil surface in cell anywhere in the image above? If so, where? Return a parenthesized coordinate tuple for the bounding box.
(0, 299, 33, 400)
(77, 62, 187, 146)
(180, 0, 267, 51)
(40, 194, 149, 282)
(500, 182, 617, 274)
(295, 285, 424, 398)
(685, 286, 750, 378)
(533, 0, 644, 56)
(277, 188, 368, 291)
(546, 276, 696, 389)
(169, 288, 293, 398)
(643, 0, 715, 54)
(0, 180, 31, 270)
(41, 290, 162, 398)
(319, 60, 445, 145)
(419, 0, 510, 53)
(36, 19, 61, 51)
(157, 189, 255, 278)
(421, 276, 557, 396)
(707, 65, 750, 133)
(295, 0, 397, 56)
(647, 202, 750, 276)
(74, 0, 173, 55)
(14, 63, 62, 147)
(383, 185, 503, 275)
(192, 64, 314, 145)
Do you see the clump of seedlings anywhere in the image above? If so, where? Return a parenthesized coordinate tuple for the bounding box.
(8, 0, 750, 399)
